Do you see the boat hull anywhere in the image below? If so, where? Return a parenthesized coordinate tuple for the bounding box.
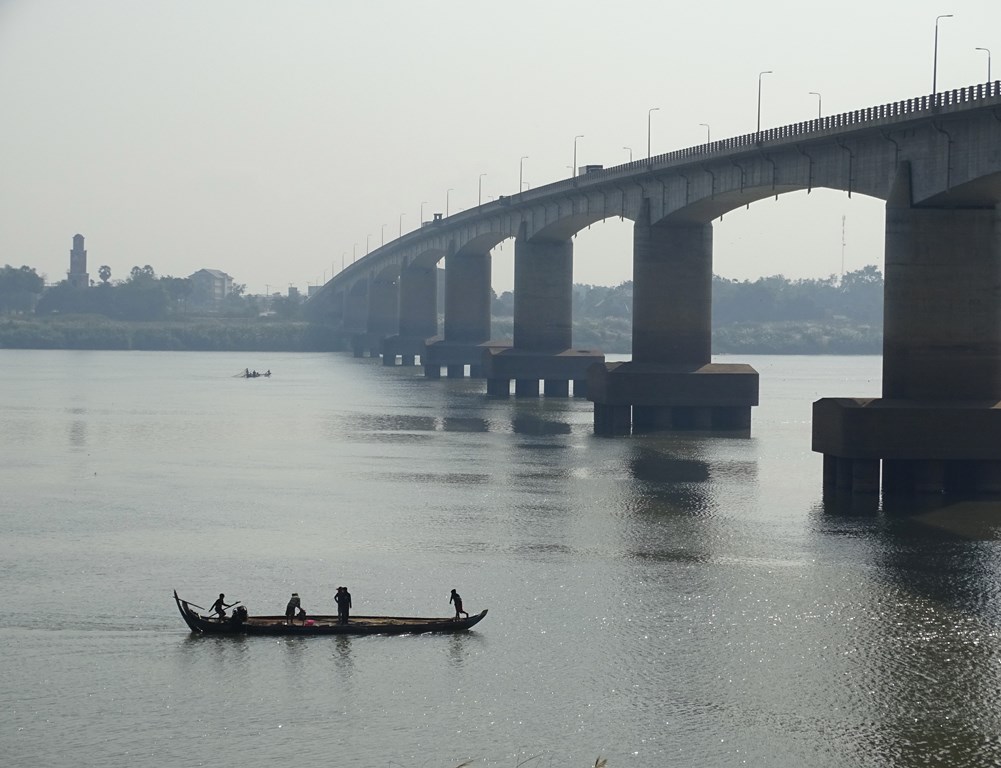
(174, 591, 487, 636)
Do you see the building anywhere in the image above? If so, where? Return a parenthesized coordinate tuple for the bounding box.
(189, 268, 233, 308)
(67, 234, 89, 288)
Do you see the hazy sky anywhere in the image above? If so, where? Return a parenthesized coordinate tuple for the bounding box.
(1, 1, 998, 294)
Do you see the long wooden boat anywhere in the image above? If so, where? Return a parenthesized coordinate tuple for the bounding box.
(174, 591, 487, 636)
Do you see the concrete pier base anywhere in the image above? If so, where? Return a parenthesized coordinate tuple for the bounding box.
(482, 348, 605, 399)
(350, 333, 383, 358)
(421, 337, 511, 380)
(381, 335, 427, 366)
(589, 361, 759, 435)
(814, 398, 1001, 495)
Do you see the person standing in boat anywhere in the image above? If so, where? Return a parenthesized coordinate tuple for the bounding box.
(449, 589, 468, 620)
(285, 592, 301, 625)
(210, 593, 232, 619)
(334, 586, 352, 624)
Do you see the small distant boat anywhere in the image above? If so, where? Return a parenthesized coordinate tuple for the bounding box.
(174, 591, 488, 636)
(239, 369, 271, 378)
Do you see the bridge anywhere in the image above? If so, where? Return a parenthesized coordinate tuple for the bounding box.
(308, 80, 1001, 497)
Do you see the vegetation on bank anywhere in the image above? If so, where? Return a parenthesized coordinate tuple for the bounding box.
(2, 261, 883, 354)
(0, 315, 342, 352)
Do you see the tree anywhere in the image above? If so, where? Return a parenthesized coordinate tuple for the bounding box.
(98, 265, 111, 285)
(0, 264, 44, 314)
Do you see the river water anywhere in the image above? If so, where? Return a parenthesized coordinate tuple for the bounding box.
(2, 350, 1000, 768)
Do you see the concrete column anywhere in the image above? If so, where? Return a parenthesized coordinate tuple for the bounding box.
(399, 263, 438, 338)
(883, 164, 1001, 400)
(513, 234, 573, 352)
(444, 250, 491, 343)
(367, 277, 398, 337)
(633, 204, 712, 365)
(344, 284, 368, 334)
(594, 404, 632, 436)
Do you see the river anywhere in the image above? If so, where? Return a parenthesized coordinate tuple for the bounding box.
(2, 350, 1000, 768)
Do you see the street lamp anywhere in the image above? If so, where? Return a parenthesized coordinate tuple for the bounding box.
(757, 71, 773, 133)
(420, 201, 428, 224)
(573, 135, 583, 176)
(647, 107, 660, 159)
(699, 123, 710, 143)
(519, 156, 528, 192)
(353, 243, 357, 262)
(975, 47, 992, 83)
(446, 188, 454, 216)
(381, 223, 386, 246)
(933, 14, 953, 96)
(809, 91, 822, 118)
(623, 146, 632, 162)
(399, 212, 405, 237)
(366, 234, 371, 254)
(478, 173, 487, 206)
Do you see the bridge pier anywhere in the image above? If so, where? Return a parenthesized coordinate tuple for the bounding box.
(814, 163, 1001, 495)
(482, 228, 603, 397)
(382, 262, 437, 366)
(588, 203, 758, 433)
(423, 249, 507, 378)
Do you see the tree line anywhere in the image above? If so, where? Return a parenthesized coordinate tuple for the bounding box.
(0, 264, 302, 321)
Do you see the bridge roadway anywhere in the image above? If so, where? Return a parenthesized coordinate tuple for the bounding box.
(308, 81, 1001, 496)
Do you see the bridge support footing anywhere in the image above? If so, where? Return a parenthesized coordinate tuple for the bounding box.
(421, 338, 511, 380)
(588, 361, 759, 435)
(814, 398, 1001, 495)
(482, 348, 604, 399)
(381, 335, 427, 366)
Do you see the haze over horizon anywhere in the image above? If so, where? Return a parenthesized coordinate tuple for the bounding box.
(2, 0, 998, 295)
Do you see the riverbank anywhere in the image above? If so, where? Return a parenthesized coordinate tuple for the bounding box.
(0, 315, 880, 354)
(0, 316, 343, 351)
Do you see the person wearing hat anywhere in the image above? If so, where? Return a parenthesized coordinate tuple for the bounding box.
(285, 592, 301, 625)
(334, 586, 352, 625)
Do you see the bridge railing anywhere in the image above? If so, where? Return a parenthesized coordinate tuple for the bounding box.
(523, 80, 1001, 195)
(322, 80, 1001, 289)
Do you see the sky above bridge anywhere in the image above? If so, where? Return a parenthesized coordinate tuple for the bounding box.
(1, 0, 998, 295)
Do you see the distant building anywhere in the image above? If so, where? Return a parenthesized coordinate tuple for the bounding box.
(189, 268, 233, 308)
(68, 234, 89, 288)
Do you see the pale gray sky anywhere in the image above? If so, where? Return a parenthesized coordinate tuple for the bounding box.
(1, 0, 998, 294)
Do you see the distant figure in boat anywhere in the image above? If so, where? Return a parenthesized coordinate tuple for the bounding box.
(450, 589, 468, 620)
(285, 592, 301, 625)
(210, 593, 232, 619)
(335, 586, 352, 624)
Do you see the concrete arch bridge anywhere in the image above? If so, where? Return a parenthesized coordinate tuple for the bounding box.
(309, 82, 1001, 496)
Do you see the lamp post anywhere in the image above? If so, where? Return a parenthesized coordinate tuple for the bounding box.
(647, 107, 660, 159)
(380, 224, 386, 246)
(519, 156, 528, 192)
(975, 47, 992, 82)
(757, 71, 772, 133)
(623, 146, 632, 162)
(399, 212, 405, 237)
(808, 91, 822, 118)
(366, 234, 371, 255)
(352, 243, 357, 262)
(420, 201, 427, 225)
(478, 173, 486, 206)
(933, 14, 953, 96)
(446, 188, 454, 216)
(699, 123, 710, 143)
(573, 135, 583, 176)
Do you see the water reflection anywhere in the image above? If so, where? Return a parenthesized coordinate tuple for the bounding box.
(812, 494, 1001, 765)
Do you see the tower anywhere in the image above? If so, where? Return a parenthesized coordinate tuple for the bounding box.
(68, 234, 89, 288)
